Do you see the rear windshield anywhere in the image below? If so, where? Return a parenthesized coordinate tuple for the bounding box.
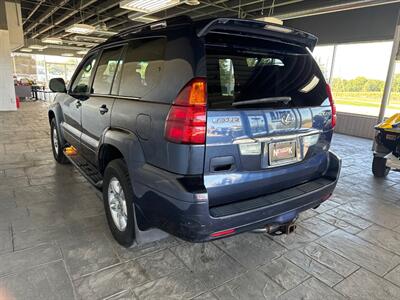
(206, 37, 327, 109)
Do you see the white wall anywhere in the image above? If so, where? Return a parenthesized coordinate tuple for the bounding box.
(335, 112, 377, 139)
(0, 30, 16, 111)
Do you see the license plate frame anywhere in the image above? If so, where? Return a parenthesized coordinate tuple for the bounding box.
(268, 140, 298, 167)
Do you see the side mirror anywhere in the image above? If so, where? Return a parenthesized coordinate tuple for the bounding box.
(49, 78, 67, 93)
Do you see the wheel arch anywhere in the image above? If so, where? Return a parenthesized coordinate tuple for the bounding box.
(98, 128, 149, 231)
(48, 104, 68, 148)
(97, 128, 146, 175)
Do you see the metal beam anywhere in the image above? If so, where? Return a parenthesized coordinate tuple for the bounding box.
(23, 0, 46, 25)
(41, 0, 120, 39)
(272, 0, 400, 20)
(378, 9, 400, 122)
(30, 0, 98, 39)
(192, 0, 302, 20)
(24, 0, 70, 35)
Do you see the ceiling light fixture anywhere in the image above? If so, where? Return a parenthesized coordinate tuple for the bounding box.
(73, 36, 107, 42)
(257, 17, 284, 25)
(41, 37, 63, 45)
(65, 24, 96, 35)
(20, 48, 33, 52)
(185, 0, 200, 5)
(77, 50, 89, 55)
(28, 44, 48, 50)
(128, 14, 160, 23)
(120, 0, 180, 13)
(94, 29, 117, 36)
(61, 53, 74, 57)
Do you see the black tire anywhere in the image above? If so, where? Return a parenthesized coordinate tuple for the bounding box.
(372, 156, 390, 178)
(103, 159, 136, 247)
(50, 118, 69, 164)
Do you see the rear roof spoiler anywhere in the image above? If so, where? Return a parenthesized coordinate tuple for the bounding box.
(197, 18, 318, 51)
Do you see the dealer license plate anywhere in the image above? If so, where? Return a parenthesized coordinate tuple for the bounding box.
(269, 140, 297, 166)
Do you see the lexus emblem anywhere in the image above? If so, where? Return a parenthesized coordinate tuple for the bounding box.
(281, 113, 295, 126)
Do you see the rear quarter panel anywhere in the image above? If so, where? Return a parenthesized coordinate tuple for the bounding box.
(111, 26, 207, 175)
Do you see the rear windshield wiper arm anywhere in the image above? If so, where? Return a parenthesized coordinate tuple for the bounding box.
(232, 97, 292, 107)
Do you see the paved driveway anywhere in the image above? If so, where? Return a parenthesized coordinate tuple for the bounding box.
(1, 102, 400, 300)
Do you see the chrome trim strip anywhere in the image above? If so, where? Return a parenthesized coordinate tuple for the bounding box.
(233, 129, 322, 144)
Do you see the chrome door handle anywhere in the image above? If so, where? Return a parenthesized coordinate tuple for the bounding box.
(99, 104, 109, 115)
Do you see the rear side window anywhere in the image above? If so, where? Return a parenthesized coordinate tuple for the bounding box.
(206, 43, 327, 109)
(92, 46, 124, 95)
(118, 38, 166, 99)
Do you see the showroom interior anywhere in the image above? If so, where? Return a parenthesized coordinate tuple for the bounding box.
(2, 0, 400, 299)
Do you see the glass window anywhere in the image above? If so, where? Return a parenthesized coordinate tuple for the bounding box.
(312, 45, 335, 81)
(92, 47, 124, 95)
(330, 42, 392, 116)
(206, 46, 326, 109)
(71, 55, 97, 94)
(119, 38, 166, 98)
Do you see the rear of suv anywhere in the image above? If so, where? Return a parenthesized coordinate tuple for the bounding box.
(48, 16, 341, 247)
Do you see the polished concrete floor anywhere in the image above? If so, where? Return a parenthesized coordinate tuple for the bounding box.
(1, 102, 400, 300)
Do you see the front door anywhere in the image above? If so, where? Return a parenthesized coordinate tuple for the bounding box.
(61, 54, 98, 150)
(80, 46, 124, 165)
(60, 96, 82, 149)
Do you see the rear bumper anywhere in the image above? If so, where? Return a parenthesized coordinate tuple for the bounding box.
(134, 151, 341, 242)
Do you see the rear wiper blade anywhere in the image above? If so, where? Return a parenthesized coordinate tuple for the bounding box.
(232, 97, 292, 107)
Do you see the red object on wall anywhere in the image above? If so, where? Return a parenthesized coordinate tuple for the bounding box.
(16, 96, 20, 109)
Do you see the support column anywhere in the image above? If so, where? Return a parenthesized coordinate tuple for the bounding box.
(0, 0, 16, 111)
(378, 10, 400, 123)
(328, 44, 337, 85)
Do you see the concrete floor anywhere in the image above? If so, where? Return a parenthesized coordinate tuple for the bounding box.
(1, 102, 400, 300)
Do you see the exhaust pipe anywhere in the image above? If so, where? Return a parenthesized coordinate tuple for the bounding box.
(252, 221, 297, 235)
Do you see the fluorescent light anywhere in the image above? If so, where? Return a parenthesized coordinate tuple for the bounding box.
(29, 44, 47, 50)
(20, 48, 32, 52)
(120, 0, 180, 13)
(73, 36, 107, 42)
(258, 17, 284, 26)
(65, 24, 96, 35)
(264, 24, 293, 34)
(94, 29, 117, 36)
(77, 50, 89, 55)
(128, 13, 160, 23)
(61, 53, 74, 57)
(42, 37, 63, 45)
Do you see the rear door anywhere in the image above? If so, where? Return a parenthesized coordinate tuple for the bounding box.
(204, 34, 333, 207)
(81, 46, 125, 165)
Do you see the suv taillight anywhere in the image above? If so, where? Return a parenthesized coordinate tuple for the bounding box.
(165, 78, 207, 144)
(326, 84, 336, 128)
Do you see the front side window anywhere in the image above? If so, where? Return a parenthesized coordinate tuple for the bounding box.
(119, 38, 166, 99)
(70, 55, 96, 94)
(92, 46, 124, 95)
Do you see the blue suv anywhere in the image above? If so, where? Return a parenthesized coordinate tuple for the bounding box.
(48, 16, 341, 247)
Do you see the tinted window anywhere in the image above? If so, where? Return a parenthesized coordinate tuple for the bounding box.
(206, 39, 327, 109)
(71, 55, 96, 94)
(92, 46, 124, 95)
(119, 38, 166, 99)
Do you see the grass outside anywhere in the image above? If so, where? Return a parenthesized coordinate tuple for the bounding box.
(334, 92, 400, 110)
